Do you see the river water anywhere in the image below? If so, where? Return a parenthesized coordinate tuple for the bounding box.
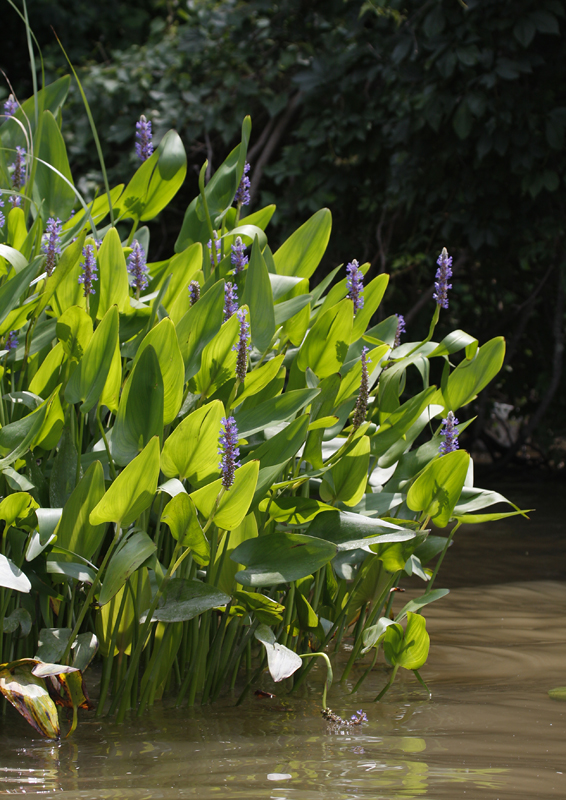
(2, 478, 565, 799)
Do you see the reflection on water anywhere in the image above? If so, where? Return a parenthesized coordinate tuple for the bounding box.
(1, 481, 565, 799)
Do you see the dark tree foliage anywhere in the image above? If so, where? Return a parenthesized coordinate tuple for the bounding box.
(3, 0, 566, 461)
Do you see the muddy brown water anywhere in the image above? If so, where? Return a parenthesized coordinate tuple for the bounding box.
(1, 479, 565, 799)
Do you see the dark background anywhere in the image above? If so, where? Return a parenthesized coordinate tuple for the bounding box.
(2, 0, 566, 473)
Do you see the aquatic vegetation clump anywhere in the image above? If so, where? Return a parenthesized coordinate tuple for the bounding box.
(0, 72, 521, 738)
(135, 114, 153, 161)
(42, 217, 62, 276)
(218, 416, 241, 490)
(433, 247, 453, 309)
(321, 708, 368, 727)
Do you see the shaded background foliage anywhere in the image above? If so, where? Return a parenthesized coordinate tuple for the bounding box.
(2, 0, 566, 467)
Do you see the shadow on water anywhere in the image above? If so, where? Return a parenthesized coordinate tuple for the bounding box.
(1, 479, 565, 799)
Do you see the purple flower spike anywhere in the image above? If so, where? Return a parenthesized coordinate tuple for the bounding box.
(3, 95, 17, 118)
(439, 410, 459, 455)
(5, 331, 18, 351)
(394, 314, 406, 348)
(218, 416, 241, 490)
(235, 162, 251, 206)
(78, 244, 98, 297)
(0, 198, 4, 229)
(352, 346, 370, 429)
(433, 247, 453, 309)
(207, 230, 221, 266)
(350, 709, 368, 724)
(233, 308, 251, 382)
(42, 217, 62, 277)
(127, 240, 151, 293)
(9, 196, 21, 208)
(231, 236, 248, 274)
(224, 281, 239, 321)
(346, 259, 364, 314)
(10, 146, 26, 191)
(189, 280, 200, 306)
(135, 115, 154, 161)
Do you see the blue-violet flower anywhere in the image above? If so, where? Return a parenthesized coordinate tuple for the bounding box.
(394, 314, 406, 348)
(207, 230, 221, 266)
(233, 308, 251, 382)
(351, 709, 368, 724)
(135, 115, 153, 161)
(218, 416, 240, 490)
(5, 331, 18, 351)
(352, 346, 370, 429)
(235, 162, 251, 206)
(78, 244, 98, 297)
(42, 217, 62, 277)
(346, 259, 364, 314)
(439, 410, 459, 455)
(10, 146, 26, 191)
(0, 198, 4, 229)
(224, 281, 239, 321)
(127, 240, 151, 293)
(433, 247, 453, 309)
(189, 280, 200, 306)
(3, 95, 17, 118)
(231, 236, 248, 274)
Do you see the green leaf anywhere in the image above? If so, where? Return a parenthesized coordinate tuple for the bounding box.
(297, 298, 353, 378)
(549, 687, 566, 701)
(33, 110, 75, 221)
(161, 400, 223, 486)
(0, 244, 27, 274)
(194, 313, 239, 398)
(306, 509, 415, 551)
(132, 318, 184, 425)
(0, 491, 38, 528)
(213, 513, 257, 594)
(444, 337, 505, 410)
(0, 258, 39, 330)
(116, 129, 187, 222)
(260, 497, 335, 524)
(232, 532, 337, 587)
(254, 623, 302, 681)
(190, 460, 259, 530)
(98, 531, 156, 606)
(111, 345, 164, 465)
(407, 450, 470, 527)
(273, 208, 332, 278)
(56, 304, 93, 362)
(453, 98, 473, 140)
(176, 279, 224, 380)
(0, 392, 51, 469)
(89, 437, 161, 527)
(3, 607, 32, 637)
(54, 461, 106, 562)
(235, 354, 285, 405)
(0, 553, 31, 593)
(96, 227, 129, 317)
(235, 388, 320, 438)
(0, 75, 70, 151)
(351, 275, 389, 341)
(148, 579, 230, 623)
(321, 435, 370, 506)
(161, 493, 210, 564)
(383, 612, 430, 670)
(394, 589, 450, 622)
(49, 424, 78, 508)
(0, 661, 60, 738)
(428, 330, 478, 359)
(241, 237, 276, 352)
(64, 305, 119, 413)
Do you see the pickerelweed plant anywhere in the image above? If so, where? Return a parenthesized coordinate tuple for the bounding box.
(0, 69, 528, 739)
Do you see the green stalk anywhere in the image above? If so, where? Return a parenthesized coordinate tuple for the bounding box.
(96, 587, 129, 716)
(374, 663, 400, 702)
(97, 405, 117, 480)
(61, 523, 122, 664)
(198, 161, 217, 280)
(75, 409, 84, 487)
(299, 652, 333, 709)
